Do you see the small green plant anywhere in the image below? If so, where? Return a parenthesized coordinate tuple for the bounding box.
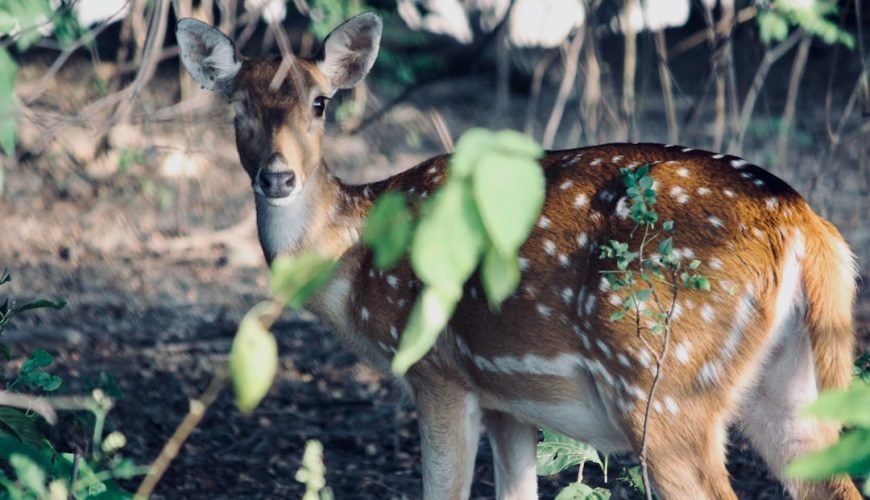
(786, 379, 870, 494)
(295, 440, 333, 500)
(1, 271, 147, 498)
(757, 0, 854, 47)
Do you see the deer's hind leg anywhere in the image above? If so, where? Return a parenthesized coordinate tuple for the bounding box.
(739, 320, 861, 500)
(623, 401, 737, 500)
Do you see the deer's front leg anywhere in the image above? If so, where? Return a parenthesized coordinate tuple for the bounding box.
(484, 411, 538, 500)
(414, 380, 482, 500)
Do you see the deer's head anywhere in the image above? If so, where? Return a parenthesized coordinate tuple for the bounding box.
(176, 13, 382, 207)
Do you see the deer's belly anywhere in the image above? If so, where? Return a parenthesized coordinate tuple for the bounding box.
(475, 370, 633, 453)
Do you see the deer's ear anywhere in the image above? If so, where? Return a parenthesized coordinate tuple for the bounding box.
(316, 12, 382, 92)
(176, 18, 240, 97)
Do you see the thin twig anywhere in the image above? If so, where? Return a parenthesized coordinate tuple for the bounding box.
(429, 110, 454, 153)
(654, 30, 677, 144)
(542, 31, 584, 149)
(669, 6, 757, 59)
(729, 30, 804, 154)
(134, 375, 227, 499)
(777, 36, 811, 172)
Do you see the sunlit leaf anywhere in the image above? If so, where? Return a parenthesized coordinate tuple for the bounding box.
(363, 191, 413, 269)
(481, 246, 520, 309)
(270, 252, 337, 311)
(450, 128, 494, 178)
(391, 286, 459, 376)
(411, 182, 484, 293)
(758, 10, 789, 44)
(9, 454, 46, 497)
(0, 47, 17, 157)
(554, 482, 611, 500)
(800, 380, 870, 427)
(229, 303, 279, 413)
(537, 428, 603, 476)
(472, 151, 545, 257)
(786, 428, 870, 479)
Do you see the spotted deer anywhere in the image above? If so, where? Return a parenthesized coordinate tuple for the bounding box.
(176, 13, 861, 500)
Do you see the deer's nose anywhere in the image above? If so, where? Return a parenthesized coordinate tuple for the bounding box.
(257, 170, 296, 198)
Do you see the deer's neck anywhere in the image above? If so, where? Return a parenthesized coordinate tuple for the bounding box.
(255, 165, 376, 264)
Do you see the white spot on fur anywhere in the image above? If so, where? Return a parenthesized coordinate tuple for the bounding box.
(731, 159, 748, 169)
(677, 167, 689, 177)
(617, 353, 631, 367)
(701, 304, 715, 323)
(544, 240, 557, 255)
(712, 153, 725, 159)
(612, 155, 623, 163)
(390, 325, 399, 341)
(663, 396, 679, 415)
(577, 233, 588, 248)
(674, 341, 691, 364)
(591, 158, 603, 166)
(585, 294, 597, 316)
(519, 257, 529, 271)
(560, 180, 573, 190)
(574, 193, 589, 208)
(708, 216, 724, 228)
(608, 293, 623, 306)
(559, 254, 570, 267)
(766, 197, 778, 210)
(723, 189, 736, 198)
(697, 187, 711, 195)
(599, 277, 610, 292)
(562, 287, 574, 304)
(538, 216, 551, 229)
(361, 307, 369, 321)
(386, 275, 399, 288)
(596, 340, 612, 359)
(537, 303, 552, 318)
(681, 147, 693, 153)
(615, 197, 630, 219)
(710, 258, 723, 270)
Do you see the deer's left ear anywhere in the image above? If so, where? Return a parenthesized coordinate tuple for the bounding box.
(176, 18, 241, 97)
(316, 12, 382, 92)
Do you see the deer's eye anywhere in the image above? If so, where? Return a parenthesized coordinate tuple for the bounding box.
(312, 96, 328, 118)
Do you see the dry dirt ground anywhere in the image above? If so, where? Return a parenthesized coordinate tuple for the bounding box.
(1, 43, 868, 499)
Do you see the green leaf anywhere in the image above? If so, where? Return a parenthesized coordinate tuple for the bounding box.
(801, 381, 870, 427)
(19, 371, 62, 392)
(758, 10, 790, 44)
(786, 428, 870, 479)
(450, 128, 494, 178)
(537, 428, 603, 476)
(229, 303, 279, 413)
(363, 192, 413, 269)
(555, 482, 611, 500)
(411, 182, 484, 293)
(391, 286, 459, 376)
(14, 298, 66, 314)
(0, 408, 45, 451)
(621, 466, 647, 496)
(689, 259, 701, 270)
(472, 148, 545, 257)
(662, 220, 674, 231)
(270, 252, 337, 311)
(481, 247, 520, 309)
(0, 47, 18, 157)
(21, 349, 52, 372)
(9, 454, 46, 497)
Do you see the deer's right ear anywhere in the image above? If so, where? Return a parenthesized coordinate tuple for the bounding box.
(176, 18, 240, 97)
